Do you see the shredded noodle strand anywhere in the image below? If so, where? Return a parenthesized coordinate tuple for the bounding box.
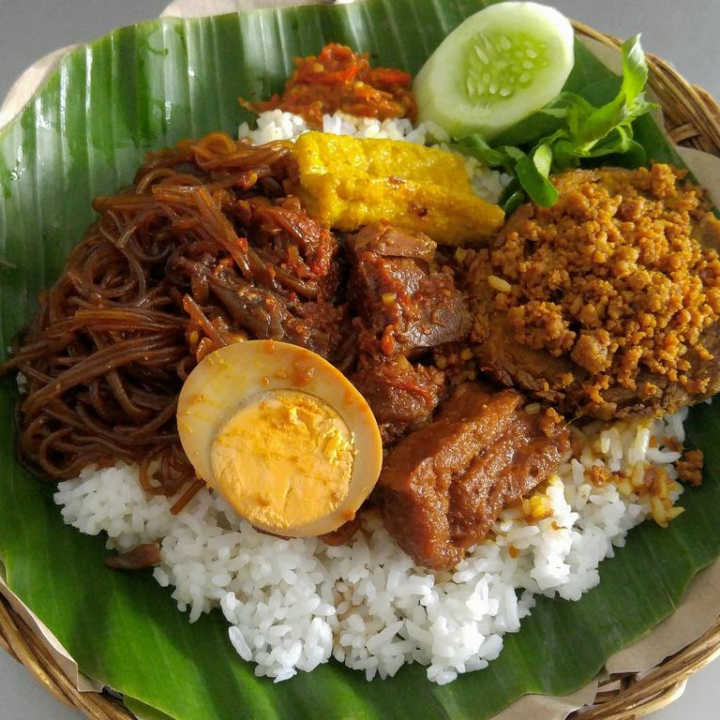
(1, 132, 344, 505)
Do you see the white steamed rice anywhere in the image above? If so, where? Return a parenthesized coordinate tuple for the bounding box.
(52, 112, 688, 685)
(54, 410, 687, 685)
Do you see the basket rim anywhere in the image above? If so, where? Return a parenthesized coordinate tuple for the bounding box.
(2, 14, 720, 720)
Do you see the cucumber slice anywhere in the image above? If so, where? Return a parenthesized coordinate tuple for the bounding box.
(414, 1, 574, 140)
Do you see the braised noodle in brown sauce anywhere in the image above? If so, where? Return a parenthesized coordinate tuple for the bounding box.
(1, 133, 352, 513)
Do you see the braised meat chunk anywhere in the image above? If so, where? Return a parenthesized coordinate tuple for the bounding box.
(378, 382, 570, 571)
(344, 221, 472, 444)
(347, 221, 472, 357)
(349, 356, 447, 444)
(469, 164, 720, 420)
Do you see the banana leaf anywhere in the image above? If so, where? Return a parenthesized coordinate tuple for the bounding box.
(1, 0, 719, 718)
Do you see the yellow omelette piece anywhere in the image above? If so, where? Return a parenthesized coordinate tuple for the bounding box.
(289, 131, 504, 245)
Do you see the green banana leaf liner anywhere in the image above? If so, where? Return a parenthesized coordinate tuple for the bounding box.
(0, 1, 719, 718)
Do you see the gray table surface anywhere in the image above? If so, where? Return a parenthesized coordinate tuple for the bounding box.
(0, 1, 718, 718)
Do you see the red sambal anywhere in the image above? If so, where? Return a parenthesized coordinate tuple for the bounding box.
(242, 43, 416, 127)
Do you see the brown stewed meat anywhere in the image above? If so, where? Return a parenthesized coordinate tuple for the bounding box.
(349, 356, 446, 444)
(377, 382, 570, 571)
(468, 164, 720, 420)
(346, 221, 472, 442)
(347, 221, 472, 358)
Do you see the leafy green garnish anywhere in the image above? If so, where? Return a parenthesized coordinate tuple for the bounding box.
(455, 35, 657, 207)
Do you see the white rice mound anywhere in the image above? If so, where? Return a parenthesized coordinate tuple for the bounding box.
(54, 410, 687, 685)
(52, 113, 688, 684)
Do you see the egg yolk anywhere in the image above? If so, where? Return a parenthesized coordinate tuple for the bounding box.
(210, 388, 356, 532)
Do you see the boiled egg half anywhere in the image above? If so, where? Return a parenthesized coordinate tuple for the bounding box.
(176, 340, 383, 537)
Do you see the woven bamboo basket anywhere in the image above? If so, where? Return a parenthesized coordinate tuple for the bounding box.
(1, 17, 720, 720)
